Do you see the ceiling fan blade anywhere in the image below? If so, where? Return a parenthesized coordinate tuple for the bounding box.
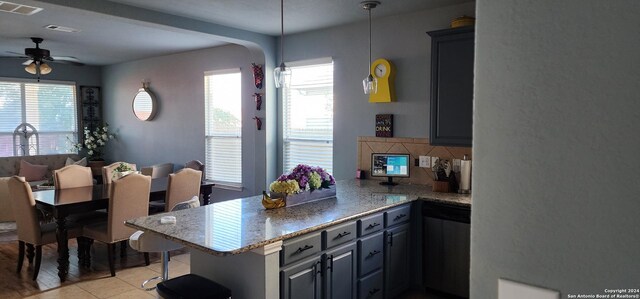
(22, 59, 34, 66)
(47, 57, 84, 66)
(6, 51, 27, 56)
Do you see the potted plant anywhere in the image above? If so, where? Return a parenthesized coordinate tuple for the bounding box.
(265, 164, 336, 208)
(112, 162, 135, 180)
(70, 124, 115, 175)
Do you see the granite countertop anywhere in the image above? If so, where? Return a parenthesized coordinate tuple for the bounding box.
(125, 179, 471, 256)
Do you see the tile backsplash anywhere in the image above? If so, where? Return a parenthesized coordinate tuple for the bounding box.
(357, 136, 472, 186)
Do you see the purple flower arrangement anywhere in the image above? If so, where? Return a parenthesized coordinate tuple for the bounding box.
(277, 164, 335, 191)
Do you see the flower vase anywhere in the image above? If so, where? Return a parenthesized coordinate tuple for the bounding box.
(88, 160, 106, 177)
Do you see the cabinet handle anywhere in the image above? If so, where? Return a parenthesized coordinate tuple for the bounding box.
(394, 213, 407, 221)
(366, 222, 380, 230)
(328, 255, 334, 273)
(367, 250, 381, 258)
(312, 260, 322, 279)
(388, 231, 394, 246)
(335, 231, 351, 239)
(295, 245, 314, 254)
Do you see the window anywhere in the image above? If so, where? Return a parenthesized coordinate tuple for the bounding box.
(0, 78, 77, 157)
(204, 69, 242, 187)
(283, 59, 334, 173)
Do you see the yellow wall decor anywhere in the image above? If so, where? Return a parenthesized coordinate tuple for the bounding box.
(369, 58, 396, 103)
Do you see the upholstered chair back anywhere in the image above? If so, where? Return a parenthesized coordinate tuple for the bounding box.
(54, 165, 93, 189)
(166, 168, 202, 212)
(141, 163, 174, 179)
(184, 160, 204, 173)
(8, 176, 41, 245)
(107, 173, 150, 242)
(102, 162, 137, 185)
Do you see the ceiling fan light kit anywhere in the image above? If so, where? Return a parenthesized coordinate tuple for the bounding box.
(361, 0, 380, 95)
(1, 37, 84, 80)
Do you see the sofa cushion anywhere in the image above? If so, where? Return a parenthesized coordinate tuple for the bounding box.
(65, 157, 87, 167)
(18, 160, 49, 182)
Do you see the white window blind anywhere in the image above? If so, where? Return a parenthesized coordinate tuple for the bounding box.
(283, 60, 334, 174)
(204, 69, 242, 187)
(0, 79, 77, 157)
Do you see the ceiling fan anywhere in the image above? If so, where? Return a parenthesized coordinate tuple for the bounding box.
(1, 37, 84, 79)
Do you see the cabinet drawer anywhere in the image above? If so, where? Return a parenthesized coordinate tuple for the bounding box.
(358, 213, 383, 237)
(281, 232, 321, 266)
(358, 269, 383, 299)
(323, 221, 357, 250)
(385, 204, 411, 227)
(358, 232, 384, 276)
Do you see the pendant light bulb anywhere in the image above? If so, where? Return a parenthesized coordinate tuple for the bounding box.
(274, 0, 291, 88)
(361, 1, 380, 95)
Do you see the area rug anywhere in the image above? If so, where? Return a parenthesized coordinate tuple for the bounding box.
(0, 222, 17, 243)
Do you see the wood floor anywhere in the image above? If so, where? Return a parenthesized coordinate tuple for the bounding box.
(0, 239, 189, 298)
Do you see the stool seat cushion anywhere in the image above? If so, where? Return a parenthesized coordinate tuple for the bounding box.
(157, 274, 231, 299)
(129, 230, 184, 253)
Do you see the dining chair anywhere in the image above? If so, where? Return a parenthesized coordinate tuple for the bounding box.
(129, 196, 200, 290)
(149, 168, 202, 213)
(184, 160, 204, 175)
(83, 173, 151, 276)
(53, 165, 93, 189)
(8, 176, 83, 280)
(141, 163, 174, 179)
(102, 162, 137, 185)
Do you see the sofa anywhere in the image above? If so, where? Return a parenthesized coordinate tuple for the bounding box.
(0, 154, 81, 222)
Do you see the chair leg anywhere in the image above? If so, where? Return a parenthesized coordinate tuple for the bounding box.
(77, 237, 86, 263)
(32, 245, 42, 281)
(26, 243, 35, 264)
(161, 251, 169, 281)
(144, 252, 150, 266)
(17, 241, 25, 273)
(120, 240, 127, 258)
(107, 243, 116, 277)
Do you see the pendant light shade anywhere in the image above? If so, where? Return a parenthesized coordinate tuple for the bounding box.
(362, 1, 380, 95)
(24, 62, 37, 75)
(40, 63, 52, 75)
(274, 0, 291, 88)
(24, 61, 52, 76)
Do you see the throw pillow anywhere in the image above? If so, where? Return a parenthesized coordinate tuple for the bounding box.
(65, 157, 88, 167)
(18, 160, 49, 182)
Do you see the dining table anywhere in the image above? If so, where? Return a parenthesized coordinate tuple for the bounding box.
(32, 177, 215, 281)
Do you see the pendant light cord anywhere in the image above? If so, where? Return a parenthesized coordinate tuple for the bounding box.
(368, 8, 372, 72)
(280, 0, 284, 67)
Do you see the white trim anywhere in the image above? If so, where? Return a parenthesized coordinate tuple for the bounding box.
(204, 68, 241, 76)
(0, 76, 76, 86)
(286, 57, 333, 67)
(251, 240, 283, 256)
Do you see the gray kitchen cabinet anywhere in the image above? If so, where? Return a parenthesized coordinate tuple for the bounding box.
(427, 26, 475, 147)
(281, 256, 322, 299)
(423, 201, 471, 298)
(324, 242, 357, 299)
(384, 223, 411, 298)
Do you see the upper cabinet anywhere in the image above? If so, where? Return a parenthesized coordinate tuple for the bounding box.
(427, 26, 474, 147)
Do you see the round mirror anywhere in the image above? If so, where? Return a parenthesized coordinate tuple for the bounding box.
(132, 84, 157, 121)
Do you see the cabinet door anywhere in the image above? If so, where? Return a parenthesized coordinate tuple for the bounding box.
(325, 243, 357, 299)
(427, 27, 474, 146)
(281, 256, 322, 299)
(384, 223, 410, 298)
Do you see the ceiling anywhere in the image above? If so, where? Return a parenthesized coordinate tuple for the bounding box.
(0, 0, 471, 66)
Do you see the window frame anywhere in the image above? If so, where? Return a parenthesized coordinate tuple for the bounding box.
(0, 77, 79, 157)
(281, 58, 334, 174)
(204, 68, 243, 189)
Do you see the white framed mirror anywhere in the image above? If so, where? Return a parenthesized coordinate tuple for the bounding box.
(132, 83, 157, 121)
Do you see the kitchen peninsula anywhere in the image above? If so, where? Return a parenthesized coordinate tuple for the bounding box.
(126, 179, 471, 299)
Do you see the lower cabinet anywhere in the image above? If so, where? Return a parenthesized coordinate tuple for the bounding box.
(384, 223, 411, 298)
(324, 243, 357, 299)
(358, 269, 384, 299)
(281, 256, 322, 299)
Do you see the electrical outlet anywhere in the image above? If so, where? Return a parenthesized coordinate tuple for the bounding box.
(431, 157, 439, 168)
(419, 156, 430, 168)
(453, 159, 461, 172)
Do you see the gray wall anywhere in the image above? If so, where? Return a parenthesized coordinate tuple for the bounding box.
(472, 0, 640, 298)
(280, 2, 475, 179)
(101, 44, 263, 200)
(0, 58, 102, 94)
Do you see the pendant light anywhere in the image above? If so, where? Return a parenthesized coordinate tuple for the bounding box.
(362, 1, 380, 95)
(274, 0, 291, 88)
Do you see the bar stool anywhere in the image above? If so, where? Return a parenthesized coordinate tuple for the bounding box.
(156, 274, 231, 299)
